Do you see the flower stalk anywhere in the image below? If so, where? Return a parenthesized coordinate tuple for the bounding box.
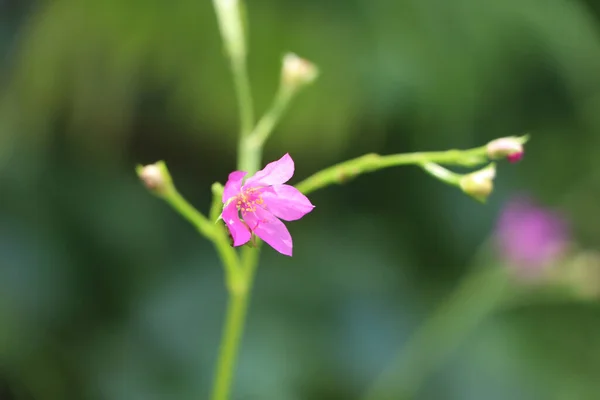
(295, 145, 491, 195)
(249, 84, 294, 149)
(209, 5, 320, 400)
(247, 53, 318, 164)
(420, 162, 462, 186)
(136, 1, 531, 398)
(138, 136, 528, 400)
(212, 0, 256, 173)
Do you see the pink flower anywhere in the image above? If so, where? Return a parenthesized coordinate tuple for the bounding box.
(221, 154, 314, 256)
(495, 195, 569, 278)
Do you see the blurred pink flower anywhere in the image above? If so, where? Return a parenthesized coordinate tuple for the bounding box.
(495, 195, 569, 276)
(221, 153, 314, 256)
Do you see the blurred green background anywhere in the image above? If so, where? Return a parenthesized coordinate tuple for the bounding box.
(2, 0, 600, 399)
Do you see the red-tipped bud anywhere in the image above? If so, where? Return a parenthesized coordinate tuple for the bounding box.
(487, 137, 525, 163)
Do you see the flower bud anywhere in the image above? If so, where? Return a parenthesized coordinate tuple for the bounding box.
(459, 163, 496, 202)
(281, 53, 318, 90)
(136, 161, 171, 195)
(486, 137, 525, 163)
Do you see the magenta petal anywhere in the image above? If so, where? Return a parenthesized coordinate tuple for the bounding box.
(222, 201, 251, 247)
(244, 207, 293, 256)
(244, 153, 294, 188)
(223, 171, 247, 203)
(262, 184, 314, 221)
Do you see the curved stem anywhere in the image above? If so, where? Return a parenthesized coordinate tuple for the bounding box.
(295, 147, 488, 195)
(160, 185, 242, 290)
(250, 86, 295, 147)
(162, 187, 215, 240)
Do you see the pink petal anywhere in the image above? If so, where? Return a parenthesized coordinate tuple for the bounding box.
(243, 207, 293, 256)
(262, 184, 314, 221)
(222, 201, 251, 247)
(223, 171, 247, 203)
(244, 153, 294, 188)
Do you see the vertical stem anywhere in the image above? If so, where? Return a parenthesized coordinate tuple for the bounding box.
(232, 60, 254, 138)
(237, 138, 262, 176)
(210, 288, 251, 400)
(231, 59, 258, 173)
(210, 246, 261, 400)
(210, 5, 306, 398)
(212, 0, 255, 172)
(211, 8, 262, 393)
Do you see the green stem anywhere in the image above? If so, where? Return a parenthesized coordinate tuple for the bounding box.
(362, 266, 510, 400)
(212, 0, 255, 172)
(210, 6, 320, 399)
(162, 187, 215, 240)
(161, 186, 242, 290)
(232, 59, 254, 138)
(232, 59, 257, 173)
(420, 162, 462, 186)
(250, 86, 295, 147)
(210, 58, 260, 400)
(210, 286, 251, 400)
(238, 85, 295, 172)
(211, 1, 263, 394)
(211, 245, 261, 400)
(295, 147, 488, 195)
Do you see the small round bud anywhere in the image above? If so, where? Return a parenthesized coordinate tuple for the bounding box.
(139, 165, 164, 191)
(281, 53, 318, 89)
(486, 137, 525, 163)
(137, 162, 171, 195)
(459, 164, 496, 202)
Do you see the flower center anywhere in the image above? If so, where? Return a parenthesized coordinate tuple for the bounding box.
(236, 187, 265, 213)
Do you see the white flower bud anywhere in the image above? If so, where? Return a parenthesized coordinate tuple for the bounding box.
(137, 161, 171, 195)
(281, 53, 318, 89)
(459, 164, 496, 202)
